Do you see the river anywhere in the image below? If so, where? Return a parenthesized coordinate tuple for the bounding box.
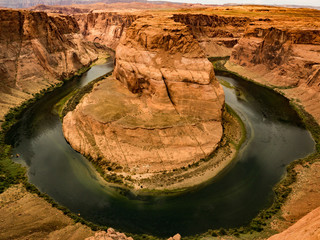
(6, 60, 315, 237)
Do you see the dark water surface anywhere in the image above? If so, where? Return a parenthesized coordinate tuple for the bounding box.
(7, 62, 315, 237)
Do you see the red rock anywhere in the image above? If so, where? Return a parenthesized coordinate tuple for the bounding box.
(0, 9, 102, 122)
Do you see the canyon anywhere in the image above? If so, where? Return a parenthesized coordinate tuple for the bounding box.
(0, 0, 147, 9)
(0, 3, 320, 240)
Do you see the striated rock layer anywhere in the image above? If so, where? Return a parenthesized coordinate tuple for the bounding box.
(74, 11, 139, 50)
(0, 9, 102, 122)
(172, 13, 249, 57)
(63, 15, 224, 175)
(228, 24, 320, 123)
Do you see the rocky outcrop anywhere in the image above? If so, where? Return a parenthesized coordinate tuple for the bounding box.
(114, 15, 224, 120)
(172, 13, 250, 57)
(74, 12, 139, 49)
(63, 15, 224, 178)
(85, 229, 133, 240)
(230, 27, 320, 87)
(268, 206, 320, 240)
(228, 25, 320, 122)
(0, 9, 102, 122)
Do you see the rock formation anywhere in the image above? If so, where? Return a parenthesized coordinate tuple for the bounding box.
(0, 9, 102, 122)
(74, 11, 139, 49)
(0, 0, 147, 9)
(267, 206, 320, 240)
(228, 24, 320, 123)
(63, 15, 224, 176)
(85, 229, 133, 240)
(172, 13, 249, 57)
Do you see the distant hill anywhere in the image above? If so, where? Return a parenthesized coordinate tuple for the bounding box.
(0, 0, 147, 8)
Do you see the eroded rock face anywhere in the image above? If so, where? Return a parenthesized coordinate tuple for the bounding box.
(229, 25, 320, 123)
(114, 15, 224, 120)
(75, 12, 139, 49)
(231, 27, 320, 87)
(172, 13, 250, 57)
(63, 15, 224, 175)
(0, 9, 102, 121)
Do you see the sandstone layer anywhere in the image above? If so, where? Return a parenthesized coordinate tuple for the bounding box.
(228, 10, 320, 123)
(0, 9, 103, 123)
(63, 15, 224, 178)
(74, 11, 139, 50)
(0, 184, 93, 240)
(0, 0, 147, 9)
(172, 13, 249, 57)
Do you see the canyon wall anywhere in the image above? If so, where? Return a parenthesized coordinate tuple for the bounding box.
(0, 0, 146, 9)
(228, 25, 320, 122)
(0, 9, 102, 122)
(74, 11, 139, 49)
(172, 13, 250, 57)
(63, 15, 224, 176)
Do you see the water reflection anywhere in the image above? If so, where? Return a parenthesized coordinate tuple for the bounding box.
(7, 65, 315, 237)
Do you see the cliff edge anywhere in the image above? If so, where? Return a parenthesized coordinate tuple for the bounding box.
(0, 9, 103, 123)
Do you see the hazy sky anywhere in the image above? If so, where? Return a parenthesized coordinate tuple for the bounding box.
(151, 0, 320, 7)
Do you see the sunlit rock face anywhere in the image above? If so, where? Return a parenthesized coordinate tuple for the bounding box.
(74, 12, 139, 50)
(229, 26, 320, 123)
(172, 13, 249, 57)
(0, 9, 102, 120)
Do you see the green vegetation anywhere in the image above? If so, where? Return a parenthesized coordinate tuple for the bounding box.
(0, 81, 65, 194)
(208, 56, 230, 62)
(225, 104, 246, 151)
(0, 143, 25, 193)
(61, 72, 112, 118)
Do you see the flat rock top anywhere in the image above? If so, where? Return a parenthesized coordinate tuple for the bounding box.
(121, 15, 205, 57)
(81, 76, 199, 129)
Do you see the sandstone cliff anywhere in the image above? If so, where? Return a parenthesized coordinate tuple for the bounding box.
(228, 25, 320, 122)
(172, 13, 250, 57)
(74, 11, 139, 49)
(0, 0, 147, 9)
(63, 15, 224, 180)
(0, 9, 102, 122)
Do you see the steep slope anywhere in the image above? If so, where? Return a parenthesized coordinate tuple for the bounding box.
(268, 206, 320, 240)
(63, 15, 225, 188)
(228, 24, 320, 123)
(172, 13, 250, 57)
(0, 185, 94, 240)
(74, 11, 139, 49)
(0, 9, 102, 122)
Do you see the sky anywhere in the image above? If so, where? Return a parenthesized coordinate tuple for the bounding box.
(150, 0, 320, 7)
